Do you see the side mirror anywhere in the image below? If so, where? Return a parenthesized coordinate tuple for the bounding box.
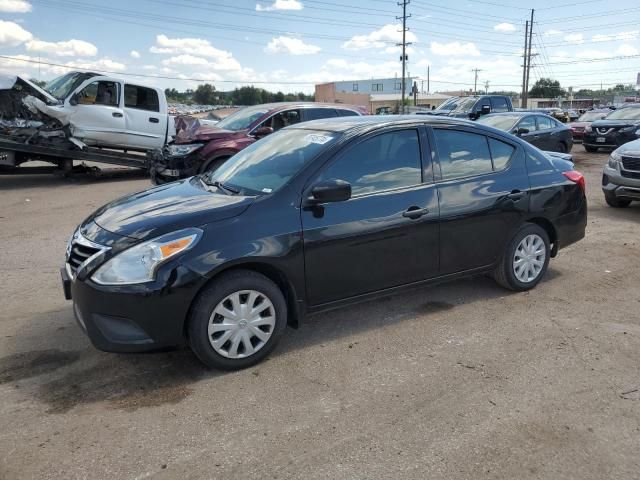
(253, 126, 273, 138)
(514, 127, 529, 136)
(480, 105, 491, 115)
(69, 93, 78, 106)
(307, 179, 351, 205)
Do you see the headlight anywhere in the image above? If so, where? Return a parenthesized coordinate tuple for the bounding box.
(636, 128, 640, 136)
(620, 126, 636, 133)
(585, 125, 592, 133)
(608, 151, 622, 169)
(92, 228, 202, 285)
(166, 143, 203, 156)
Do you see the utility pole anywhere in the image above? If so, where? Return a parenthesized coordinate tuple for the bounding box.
(472, 68, 483, 94)
(427, 65, 430, 93)
(521, 20, 529, 108)
(523, 9, 535, 107)
(484, 80, 490, 94)
(397, 0, 411, 114)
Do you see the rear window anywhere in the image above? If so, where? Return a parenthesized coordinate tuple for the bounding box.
(124, 85, 159, 112)
(490, 97, 510, 113)
(305, 108, 338, 120)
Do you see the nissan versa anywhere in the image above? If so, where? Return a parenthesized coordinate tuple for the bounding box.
(61, 117, 587, 370)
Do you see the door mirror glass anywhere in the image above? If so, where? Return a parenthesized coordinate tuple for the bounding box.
(480, 104, 491, 115)
(69, 93, 78, 106)
(253, 126, 274, 138)
(516, 127, 529, 135)
(309, 179, 351, 204)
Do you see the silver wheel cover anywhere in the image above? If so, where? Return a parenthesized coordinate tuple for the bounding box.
(208, 290, 276, 359)
(513, 234, 546, 283)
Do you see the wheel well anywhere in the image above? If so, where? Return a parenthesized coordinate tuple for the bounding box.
(184, 262, 301, 340)
(200, 155, 231, 174)
(527, 218, 558, 257)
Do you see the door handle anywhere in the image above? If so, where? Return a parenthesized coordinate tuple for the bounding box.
(112, 112, 123, 118)
(507, 190, 525, 200)
(402, 206, 429, 219)
(149, 117, 159, 123)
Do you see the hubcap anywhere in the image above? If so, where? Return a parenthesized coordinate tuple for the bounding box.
(207, 290, 276, 359)
(513, 234, 546, 283)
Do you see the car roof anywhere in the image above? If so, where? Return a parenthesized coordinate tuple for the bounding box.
(288, 115, 478, 133)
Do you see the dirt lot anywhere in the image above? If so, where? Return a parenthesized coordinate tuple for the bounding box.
(0, 147, 638, 479)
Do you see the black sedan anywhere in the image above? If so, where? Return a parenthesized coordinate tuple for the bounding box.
(583, 104, 640, 152)
(61, 116, 587, 369)
(478, 112, 573, 153)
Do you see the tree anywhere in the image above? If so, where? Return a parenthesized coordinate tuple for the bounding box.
(529, 78, 566, 98)
(193, 83, 217, 104)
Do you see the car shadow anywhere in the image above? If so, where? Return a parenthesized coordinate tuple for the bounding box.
(3, 272, 555, 414)
(0, 167, 148, 190)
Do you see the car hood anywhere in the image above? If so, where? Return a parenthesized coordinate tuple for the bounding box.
(174, 116, 244, 144)
(89, 177, 255, 240)
(568, 121, 588, 128)
(613, 138, 640, 157)
(591, 118, 640, 128)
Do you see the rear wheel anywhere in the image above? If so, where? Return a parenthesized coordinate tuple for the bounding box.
(493, 224, 550, 291)
(584, 145, 598, 153)
(604, 193, 631, 208)
(188, 270, 287, 370)
(556, 142, 567, 153)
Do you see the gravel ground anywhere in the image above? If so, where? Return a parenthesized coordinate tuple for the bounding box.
(0, 147, 638, 479)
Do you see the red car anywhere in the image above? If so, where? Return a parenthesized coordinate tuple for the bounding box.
(150, 102, 367, 183)
(567, 109, 610, 142)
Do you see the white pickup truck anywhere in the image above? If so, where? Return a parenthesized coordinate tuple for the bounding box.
(0, 71, 175, 172)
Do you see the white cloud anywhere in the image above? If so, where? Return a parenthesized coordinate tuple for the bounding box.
(130, 50, 141, 58)
(342, 24, 417, 50)
(25, 39, 98, 57)
(592, 31, 639, 42)
(544, 29, 562, 37)
(430, 41, 480, 57)
(256, 0, 302, 11)
(141, 64, 157, 70)
(161, 54, 209, 66)
(494, 23, 516, 33)
(564, 33, 584, 44)
(0, 20, 32, 47)
(150, 34, 241, 70)
(616, 44, 639, 56)
(0, 0, 31, 12)
(0, 54, 125, 78)
(265, 36, 320, 55)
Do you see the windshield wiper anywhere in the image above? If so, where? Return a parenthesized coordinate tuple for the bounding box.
(201, 176, 239, 195)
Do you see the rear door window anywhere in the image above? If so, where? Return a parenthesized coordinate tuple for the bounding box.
(490, 97, 510, 113)
(536, 115, 555, 131)
(124, 85, 159, 112)
(517, 116, 537, 132)
(488, 138, 515, 170)
(305, 108, 338, 120)
(260, 109, 301, 131)
(433, 129, 493, 180)
(319, 129, 422, 196)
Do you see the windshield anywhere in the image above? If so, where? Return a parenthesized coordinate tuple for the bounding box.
(215, 106, 269, 131)
(435, 97, 459, 112)
(477, 115, 519, 131)
(578, 111, 607, 122)
(45, 72, 95, 100)
(604, 107, 640, 120)
(449, 97, 479, 113)
(206, 128, 339, 194)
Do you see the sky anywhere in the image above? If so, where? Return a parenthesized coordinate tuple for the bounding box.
(0, 0, 639, 95)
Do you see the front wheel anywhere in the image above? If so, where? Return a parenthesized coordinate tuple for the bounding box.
(188, 270, 288, 370)
(604, 193, 631, 208)
(493, 224, 550, 291)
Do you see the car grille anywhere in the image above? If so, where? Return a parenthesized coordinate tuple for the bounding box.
(66, 232, 107, 276)
(621, 156, 640, 171)
(596, 127, 618, 135)
(621, 170, 640, 180)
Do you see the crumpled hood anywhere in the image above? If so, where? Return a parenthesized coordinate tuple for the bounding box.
(89, 177, 254, 240)
(174, 115, 243, 144)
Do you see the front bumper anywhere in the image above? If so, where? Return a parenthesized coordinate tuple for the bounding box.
(61, 263, 207, 353)
(584, 130, 640, 148)
(148, 148, 200, 184)
(602, 163, 640, 201)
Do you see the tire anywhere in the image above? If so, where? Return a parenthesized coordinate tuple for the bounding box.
(188, 270, 288, 370)
(493, 224, 551, 292)
(556, 142, 567, 153)
(604, 193, 631, 208)
(200, 156, 230, 175)
(584, 145, 598, 153)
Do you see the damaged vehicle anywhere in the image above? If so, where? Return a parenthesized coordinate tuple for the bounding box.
(0, 71, 174, 172)
(148, 102, 366, 184)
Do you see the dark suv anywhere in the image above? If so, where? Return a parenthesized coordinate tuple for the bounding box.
(62, 116, 586, 369)
(150, 102, 366, 183)
(583, 104, 640, 152)
(431, 95, 513, 120)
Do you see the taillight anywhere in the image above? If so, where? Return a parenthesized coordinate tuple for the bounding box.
(563, 170, 585, 193)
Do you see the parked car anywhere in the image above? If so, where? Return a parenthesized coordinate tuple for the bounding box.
(565, 109, 580, 122)
(149, 102, 366, 184)
(602, 138, 640, 207)
(61, 116, 586, 369)
(583, 104, 640, 152)
(567, 109, 610, 142)
(430, 95, 513, 120)
(477, 112, 573, 153)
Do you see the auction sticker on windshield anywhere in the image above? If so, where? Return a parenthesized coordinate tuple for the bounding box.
(305, 134, 333, 145)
